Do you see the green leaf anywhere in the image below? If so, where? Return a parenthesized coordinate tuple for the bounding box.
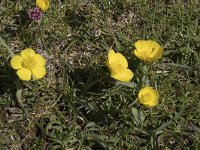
(85, 122, 96, 128)
(0, 145, 6, 150)
(116, 81, 136, 88)
(152, 109, 184, 133)
(131, 107, 145, 126)
(0, 36, 14, 56)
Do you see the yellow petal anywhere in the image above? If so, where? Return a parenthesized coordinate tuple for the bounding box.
(10, 55, 23, 69)
(135, 40, 143, 51)
(17, 68, 32, 81)
(114, 53, 128, 68)
(138, 86, 159, 107)
(134, 40, 151, 60)
(108, 49, 116, 64)
(36, 0, 49, 12)
(111, 69, 134, 82)
(108, 49, 128, 68)
(21, 48, 35, 58)
(150, 46, 163, 60)
(32, 66, 46, 79)
(133, 49, 142, 59)
(34, 54, 45, 66)
(134, 40, 163, 62)
(146, 40, 163, 61)
(133, 50, 148, 62)
(135, 40, 151, 53)
(146, 40, 155, 52)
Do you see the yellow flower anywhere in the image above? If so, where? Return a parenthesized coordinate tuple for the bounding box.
(10, 48, 46, 81)
(138, 86, 159, 107)
(106, 49, 134, 82)
(133, 40, 163, 63)
(36, 0, 49, 12)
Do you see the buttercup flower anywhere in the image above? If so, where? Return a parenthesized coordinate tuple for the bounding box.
(10, 48, 46, 81)
(36, 0, 49, 12)
(138, 86, 159, 107)
(28, 7, 42, 21)
(133, 40, 163, 63)
(106, 49, 134, 82)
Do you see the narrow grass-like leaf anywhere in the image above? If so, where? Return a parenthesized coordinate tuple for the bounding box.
(0, 36, 14, 56)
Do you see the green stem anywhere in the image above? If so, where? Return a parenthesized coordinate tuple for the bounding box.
(141, 64, 150, 86)
(38, 19, 47, 52)
(15, 79, 29, 120)
(0, 36, 14, 57)
(84, 75, 108, 92)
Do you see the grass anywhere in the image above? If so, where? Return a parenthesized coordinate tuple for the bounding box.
(0, 0, 200, 149)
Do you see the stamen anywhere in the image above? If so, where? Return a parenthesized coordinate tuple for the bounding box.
(22, 57, 37, 69)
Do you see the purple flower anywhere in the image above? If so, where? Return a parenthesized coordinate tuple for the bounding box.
(28, 7, 42, 21)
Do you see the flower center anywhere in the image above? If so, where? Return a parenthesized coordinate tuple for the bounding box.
(141, 93, 152, 102)
(22, 56, 37, 69)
